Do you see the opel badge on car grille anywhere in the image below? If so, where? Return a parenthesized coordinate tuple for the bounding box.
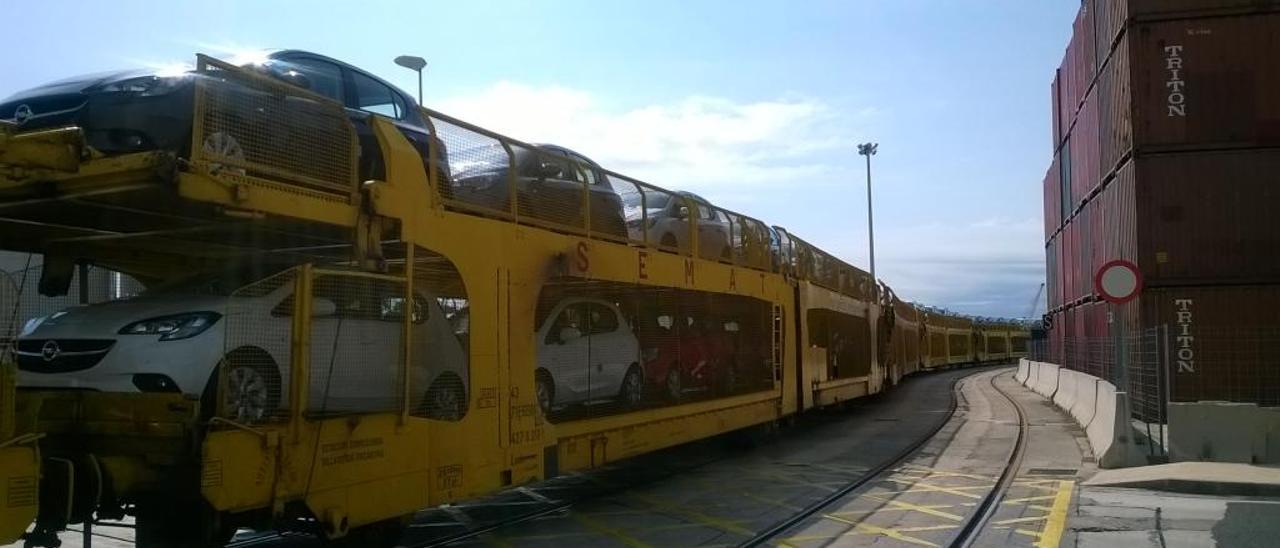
(41, 340, 60, 362)
(13, 104, 33, 123)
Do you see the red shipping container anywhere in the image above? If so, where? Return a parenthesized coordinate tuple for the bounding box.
(1044, 154, 1062, 240)
(1071, 88, 1102, 207)
(1134, 149, 1280, 285)
(1059, 41, 1078, 132)
(1094, 0, 1280, 56)
(1098, 31, 1133, 179)
(1141, 284, 1280, 405)
(1129, 13, 1280, 152)
(1052, 70, 1064, 149)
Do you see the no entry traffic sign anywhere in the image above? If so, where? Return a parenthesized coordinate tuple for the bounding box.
(1095, 260, 1143, 304)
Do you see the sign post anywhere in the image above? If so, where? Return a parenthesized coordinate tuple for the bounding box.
(1095, 260, 1143, 389)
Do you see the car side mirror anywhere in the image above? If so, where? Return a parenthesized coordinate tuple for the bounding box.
(312, 298, 338, 317)
(558, 326, 582, 344)
(275, 69, 312, 91)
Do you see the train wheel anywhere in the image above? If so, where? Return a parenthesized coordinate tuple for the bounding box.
(323, 515, 410, 548)
(135, 499, 233, 548)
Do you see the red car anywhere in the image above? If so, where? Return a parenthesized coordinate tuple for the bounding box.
(637, 313, 735, 401)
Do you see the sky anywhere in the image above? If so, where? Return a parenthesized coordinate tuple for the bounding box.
(0, 0, 1078, 318)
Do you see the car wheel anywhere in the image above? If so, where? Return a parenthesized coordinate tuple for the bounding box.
(425, 373, 466, 421)
(219, 352, 280, 422)
(202, 131, 247, 175)
(660, 233, 678, 249)
(535, 370, 555, 416)
(665, 368, 683, 401)
(620, 366, 644, 408)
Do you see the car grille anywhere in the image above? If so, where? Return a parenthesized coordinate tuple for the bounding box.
(15, 339, 115, 373)
(0, 94, 87, 128)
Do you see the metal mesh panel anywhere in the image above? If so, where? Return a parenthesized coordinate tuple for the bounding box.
(612, 173, 649, 246)
(221, 268, 296, 422)
(1, 263, 144, 353)
(193, 56, 357, 193)
(535, 280, 774, 424)
(636, 184, 691, 254)
(430, 115, 515, 216)
(306, 272, 407, 417)
(695, 201, 733, 262)
(401, 248, 471, 422)
(1167, 326, 1280, 407)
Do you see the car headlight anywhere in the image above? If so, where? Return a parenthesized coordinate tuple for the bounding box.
(19, 315, 47, 337)
(90, 75, 189, 97)
(118, 312, 221, 341)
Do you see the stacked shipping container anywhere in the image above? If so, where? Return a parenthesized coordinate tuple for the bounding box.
(1043, 0, 1280, 404)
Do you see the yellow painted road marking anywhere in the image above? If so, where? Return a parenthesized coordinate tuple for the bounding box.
(627, 493, 754, 536)
(1003, 494, 1056, 505)
(1015, 528, 1042, 539)
(861, 494, 964, 521)
(571, 512, 651, 548)
(883, 478, 990, 499)
(1035, 480, 1074, 548)
(818, 513, 941, 547)
(993, 515, 1049, 526)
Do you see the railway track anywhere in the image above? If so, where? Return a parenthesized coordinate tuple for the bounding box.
(737, 367, 1030, 548)
(411, 368, 978, 548)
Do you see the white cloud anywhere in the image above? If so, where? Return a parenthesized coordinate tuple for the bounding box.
(431, 81, 846, 189)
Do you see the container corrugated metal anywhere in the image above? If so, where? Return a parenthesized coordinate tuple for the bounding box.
(1044, 154, 1062, 239)
(1098, 30, 1132, 179)
(1059, 40, 1078, 133)
(1058, 134, 1073, 223)
(1095, 0, 1280, 54)
(1142, 284, 1280, 405)
(1101, 158, 1138, 269)
(1052, 69, 1064, 148)
(1070, 88, 1102, 209)
(1130, 13, 1280, 152)
(1135, 149, 1280, 285)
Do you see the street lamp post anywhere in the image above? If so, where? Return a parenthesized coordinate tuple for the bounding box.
(857, 142, 879, 298)
(394, 55, 428, 105)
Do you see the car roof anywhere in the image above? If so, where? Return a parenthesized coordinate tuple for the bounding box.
(531, 143, 600, 166)
(267, 49, 416, 104)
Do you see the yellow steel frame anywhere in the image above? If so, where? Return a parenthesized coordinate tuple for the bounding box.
(0, 362, 39, 545)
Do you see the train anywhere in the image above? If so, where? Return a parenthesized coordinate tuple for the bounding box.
(0, 52, 1027, 547)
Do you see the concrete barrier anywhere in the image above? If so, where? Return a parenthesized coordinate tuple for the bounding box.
(1168, 402, 1280, 464)
(1053, 368, 1078, 411)
(1015, 359, 1030, 385)
(1085, 380, 1144, 468)
(1069, 374, 1099, 428)
(1011, 362, 1143, 469)
(1031, 362, 1060, 399)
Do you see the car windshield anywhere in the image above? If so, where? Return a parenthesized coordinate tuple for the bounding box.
(622, 193, 671, 209)
(450, 144, 527, 176)
(144, 264, 293, 296)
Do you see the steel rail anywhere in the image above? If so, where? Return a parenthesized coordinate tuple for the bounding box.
(948, 369, 1030, 548)
(736, 369, 971, 547)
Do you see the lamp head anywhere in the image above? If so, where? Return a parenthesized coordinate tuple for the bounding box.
(394, 55, 428, 72)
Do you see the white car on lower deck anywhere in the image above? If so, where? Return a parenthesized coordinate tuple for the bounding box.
(15, 268, 469, 421)
(534, 297, 644, 413)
